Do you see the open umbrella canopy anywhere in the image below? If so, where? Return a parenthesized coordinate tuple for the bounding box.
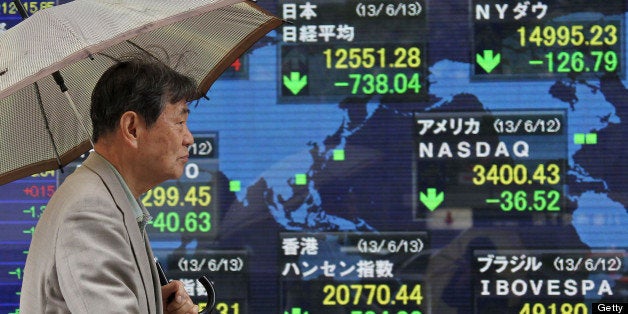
(0, 0, 282, 185)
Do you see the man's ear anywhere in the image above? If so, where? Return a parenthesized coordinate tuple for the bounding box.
(119, 111, 142, 148)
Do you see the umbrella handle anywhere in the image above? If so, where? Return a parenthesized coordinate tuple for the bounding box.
(156, 261, 216, 313)
(196, 275, 216, 314)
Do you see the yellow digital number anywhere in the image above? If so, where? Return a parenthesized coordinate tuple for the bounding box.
(546, 164, 560, 184)
(323, 47, 420, 69)
(518, 24, 618, 47)
(472, 164, 515, 185)
(590, 24, 618, 46)
(407, 47, 421, 68)
(348, 48, 361, 69)
(569, 25, 584, 46)
(142, 185, 180, 207)
(603, 24, 618, 45)
(324, 48, 348, 69)
(361, 47, 375, 68)
(321, 284, 422, 306)
(395, 284, 423, 305)
(184, 185, 212, 207)
(1, 1, 54, 14)
(472, 164, 486, 185)
(473, 164, 560, 186)
(31, 170, 55, 178)
(519, 302, 588, 314)
(142, 185, 211, 207)
(393, 47, 421, 68)
(485, 164, 500, 184)
(215, 302, 240, 314)
(532, 163, 560, 185)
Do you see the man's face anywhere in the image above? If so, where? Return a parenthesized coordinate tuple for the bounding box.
(139, 99, 193, 182)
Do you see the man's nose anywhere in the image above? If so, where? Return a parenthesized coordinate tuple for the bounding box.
(183, 127, 194, 147)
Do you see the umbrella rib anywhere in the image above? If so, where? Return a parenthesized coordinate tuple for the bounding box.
(33, 82, 64, 172)
(61, 90, 94, 148)
(98, 40, 162, 65)
(126, 40, 163, 62)
(99, 41, 162, 64)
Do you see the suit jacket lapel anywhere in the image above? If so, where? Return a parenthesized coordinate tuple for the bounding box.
(142, 203, 164, 312)
(82, 154, 158, 313)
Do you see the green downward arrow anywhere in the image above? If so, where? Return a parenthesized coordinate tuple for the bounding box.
(420, 188, 444, 211)
(476, 50, 501, 73)
(283, 72, 307, 95)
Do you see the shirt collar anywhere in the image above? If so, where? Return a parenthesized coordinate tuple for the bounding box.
(91, 152, 152, 227)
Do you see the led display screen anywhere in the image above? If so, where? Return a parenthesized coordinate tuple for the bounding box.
(1, 0, 626, 313)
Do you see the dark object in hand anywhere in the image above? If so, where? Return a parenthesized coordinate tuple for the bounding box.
(156, 261, 216, 313)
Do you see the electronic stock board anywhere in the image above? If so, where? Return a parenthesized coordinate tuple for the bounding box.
(0, 0, 627, 313)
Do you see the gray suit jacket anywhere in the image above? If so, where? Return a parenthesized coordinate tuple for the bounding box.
(20, 154, 163, 313)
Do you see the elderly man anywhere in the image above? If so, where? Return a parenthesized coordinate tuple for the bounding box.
(20, 57, 199, 313)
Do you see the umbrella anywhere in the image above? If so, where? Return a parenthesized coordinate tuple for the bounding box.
(0, 0, 283, 185)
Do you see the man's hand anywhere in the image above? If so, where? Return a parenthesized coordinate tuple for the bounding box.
(161, 280, 198, 314)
